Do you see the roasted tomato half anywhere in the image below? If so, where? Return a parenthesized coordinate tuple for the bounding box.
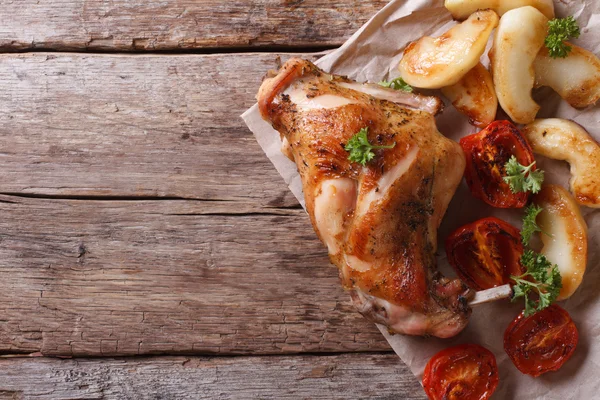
(459, 120, 536, 208)
(423, 344, 499, 400)
(504, 304, 579, 377)
(445, 217, 525, 291)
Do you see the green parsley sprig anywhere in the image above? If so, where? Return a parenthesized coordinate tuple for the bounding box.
(503, 156, 545, 194)
(521, 204, 544, 245)
(545, 16, 581, 59)
(345, 127, 396, 166)
(521, 204, 552, 245)
(511, 250, 562, 317)
(378, 77, 413, 92)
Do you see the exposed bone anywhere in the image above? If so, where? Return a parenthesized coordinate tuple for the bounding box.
(469, 284, 513, 306)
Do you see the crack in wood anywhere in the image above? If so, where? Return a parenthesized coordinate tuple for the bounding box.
(0, 194, 387, 356)
(0, 1, 389, 52)
(0, 353, 426, 399)
(0, 192, 237, 202)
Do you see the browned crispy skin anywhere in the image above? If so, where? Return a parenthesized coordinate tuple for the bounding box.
(258, 58, 472, 338)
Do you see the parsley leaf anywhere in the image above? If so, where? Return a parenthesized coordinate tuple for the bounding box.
(378, 77, 413, 92)
(503, 155, 545, 194)
(510, 250, 562, 317)
(521, 204, 544, 245)
(545, 16, 581, 59)
(345, 127, 396, 166)
(521, 204, 552, 245)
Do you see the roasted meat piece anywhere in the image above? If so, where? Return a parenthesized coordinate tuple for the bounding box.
(257, 58, 472, 338)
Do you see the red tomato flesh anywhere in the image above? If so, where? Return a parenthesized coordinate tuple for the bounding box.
(423, 344, 499, 400)
(446, 217, 525, 291)
(504, 305, 579, 377)
(460, 120, 536, 208)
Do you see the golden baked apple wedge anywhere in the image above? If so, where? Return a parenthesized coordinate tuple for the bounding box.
(441, 63, 498, 127)
(533, 185, 587, 300)
(522, 118, 600, 208)
(535, 44, 600, 109)
(445, 0, 554, 20)
(490, 6, 548, 124)
(399, 10, 498, 89)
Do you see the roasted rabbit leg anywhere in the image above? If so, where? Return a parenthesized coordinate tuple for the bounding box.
(257, 58, 472, 338)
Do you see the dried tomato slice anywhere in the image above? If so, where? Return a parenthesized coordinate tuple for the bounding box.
(504, 304, 579, 377)
(423, 343, 499, 400)
(459, 120, 536, 208)
(445, 217, 525, 290)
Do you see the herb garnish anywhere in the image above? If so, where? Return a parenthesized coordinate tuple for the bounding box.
(503, 156, 545, 194)
(521, 204, 545, 245)
(378, 77, 413, 92)
(345, 127, 396, 166)
(511, 250, 562, 317)
(545, 16, 581, 59)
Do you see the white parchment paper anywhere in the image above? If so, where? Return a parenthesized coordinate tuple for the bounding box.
(242, 1, 600, 398)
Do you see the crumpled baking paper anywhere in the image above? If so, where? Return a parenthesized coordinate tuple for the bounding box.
(242, 1, 600, 398)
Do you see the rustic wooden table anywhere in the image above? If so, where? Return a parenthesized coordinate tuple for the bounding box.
(0, 1, 427, 398)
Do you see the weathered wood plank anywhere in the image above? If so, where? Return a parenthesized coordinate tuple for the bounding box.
(0, 1, 387, 51)
(0, 52, 313, 208)
(0, 354, 426, 399)
(0, 195, 389, 356)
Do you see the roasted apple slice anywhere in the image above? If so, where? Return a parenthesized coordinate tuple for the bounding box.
(441, 63, 498, 127)
(445, 0, 554, 20)
(535, 44, 600, 109)
(522, 118, 600, 208)
(490, 6, 548, 124)
(533, 185, 587, 300)
(399, 10, 499, 89)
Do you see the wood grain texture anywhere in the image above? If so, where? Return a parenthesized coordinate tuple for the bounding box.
(0, 52, 314, 208)
(0, 1, 387, 51)
(0, 194, 389, 356)
(0, 354, 426, 399)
